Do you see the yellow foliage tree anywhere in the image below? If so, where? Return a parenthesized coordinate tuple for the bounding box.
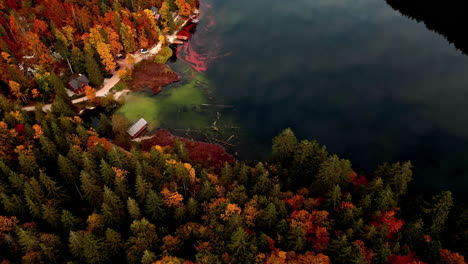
(96, 42, 116, 72)
(8, 80, 21, 99)
(221, 203, 242, 220)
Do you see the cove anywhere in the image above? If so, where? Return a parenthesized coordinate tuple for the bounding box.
(174, 0, 468, 192)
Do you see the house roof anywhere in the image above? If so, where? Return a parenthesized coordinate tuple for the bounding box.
(68, 75, 89, 91)
(151, 6, 159, 13)
(127, 118, 148, 137)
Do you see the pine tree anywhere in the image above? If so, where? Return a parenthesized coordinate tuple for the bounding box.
(325, 184, 341, 209)
(315, 155, 352, 191)
(426, 191, 453, 236)
(61, 209, 81, 232)
(258, 203, 278, 229)
(51, 95, 74, 117)
(58, 154, 79, 184)
(145, 190, 166, 223)
(135, 174, 152, 202)
(17, 228, 40, 252)
(127, 197, 142, 220)
(141, 250, 157, 264)
(105, 228, 124, 257)
(228, 227, 257, 264)
(126, 218, 159, 264)
(39, 135, 58, 160)
(84, 49, 104, 86)
(272, 128, 298, 163)
(101, 186, 125, 226)
(80, 171, 103, 208)
(71, 46, 86, 74)
(375, 161, 413, 197)
(41, 201, 61, 228)
(287, 226, 306, 251)
(97, 113, 112, 136)
(100, 159, 115, 186)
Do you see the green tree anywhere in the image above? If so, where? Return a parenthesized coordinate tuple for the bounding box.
(127, 197, 142, 220)
(287, 226, 306, 251)
(80, 171, 104, 208)
(97, 113, 112, 136)
(51, 95, 74, 117)
(228, 227, 257, 264)
(62, 209, 81, 232)
(272, 128, 297, 163)
(375, 161, 413, 197)
(425, 191, 453, 236)
(58, 154, 79, 184)
(39, 135, 58, 160)
(315, 154, 352, 191)
(135, 174, 152, 202)
(101, 186, 125, 226)
(105, 228, 124, 257)
(145, 190, 166, 223)
(71, 47, 86, 74)
(42, 201, 61, 228)
(126, 218, 159, 264)
(85, 49, 104, 86)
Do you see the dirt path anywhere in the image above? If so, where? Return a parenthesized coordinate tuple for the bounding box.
(23, 16, 192, 112)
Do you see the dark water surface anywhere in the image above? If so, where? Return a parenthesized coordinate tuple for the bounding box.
(179, 0, 468, 192)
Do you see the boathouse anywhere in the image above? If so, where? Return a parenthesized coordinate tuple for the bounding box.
(127, 118, 148, 138)
(67, 75, 89, 95)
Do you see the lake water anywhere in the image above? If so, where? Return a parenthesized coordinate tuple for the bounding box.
(171, 0, 468, 192)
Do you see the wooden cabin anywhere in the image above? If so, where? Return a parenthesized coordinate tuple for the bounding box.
(127, 118, 148, 138)
(67, 75, 89, 95)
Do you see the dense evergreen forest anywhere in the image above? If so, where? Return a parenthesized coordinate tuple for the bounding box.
(0, 0, 467, 264)
(0, 95, 467, 263)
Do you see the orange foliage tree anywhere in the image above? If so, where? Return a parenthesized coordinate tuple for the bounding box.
(161, 188, 184, 208)
(439, 249, 466, 264)
(84, 85, 96, 101)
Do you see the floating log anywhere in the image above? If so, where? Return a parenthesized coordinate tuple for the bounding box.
(200, 103, 234, 108)
(225, 135, 235, 144)
(211, 138, 236, 147)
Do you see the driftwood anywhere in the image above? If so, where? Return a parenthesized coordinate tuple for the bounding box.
(211, 138, 236, 147)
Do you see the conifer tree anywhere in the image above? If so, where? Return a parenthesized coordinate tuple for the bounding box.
(145, 190, 166, 223)
(272, 128, 298, 163)
(84, 49, 104, 87)
(127, 197, 142, 220)
(58, 154, 79, 184)
(135, 174, 152, 202)
(80, 171, 104, 208)
(61, 209, 81, 232)
(426, 191, 453, 236)
(101, 186, 125, 226)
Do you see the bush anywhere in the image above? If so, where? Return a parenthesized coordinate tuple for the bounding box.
(154, 47, 173, 64)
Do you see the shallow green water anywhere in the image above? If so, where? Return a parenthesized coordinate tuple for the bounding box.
(118, 70, 209, 131)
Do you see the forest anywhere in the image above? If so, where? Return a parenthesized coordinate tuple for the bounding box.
(0, 0, 194, 104)
(0, 95, 467, 263)
(0, 0, 467, 264)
